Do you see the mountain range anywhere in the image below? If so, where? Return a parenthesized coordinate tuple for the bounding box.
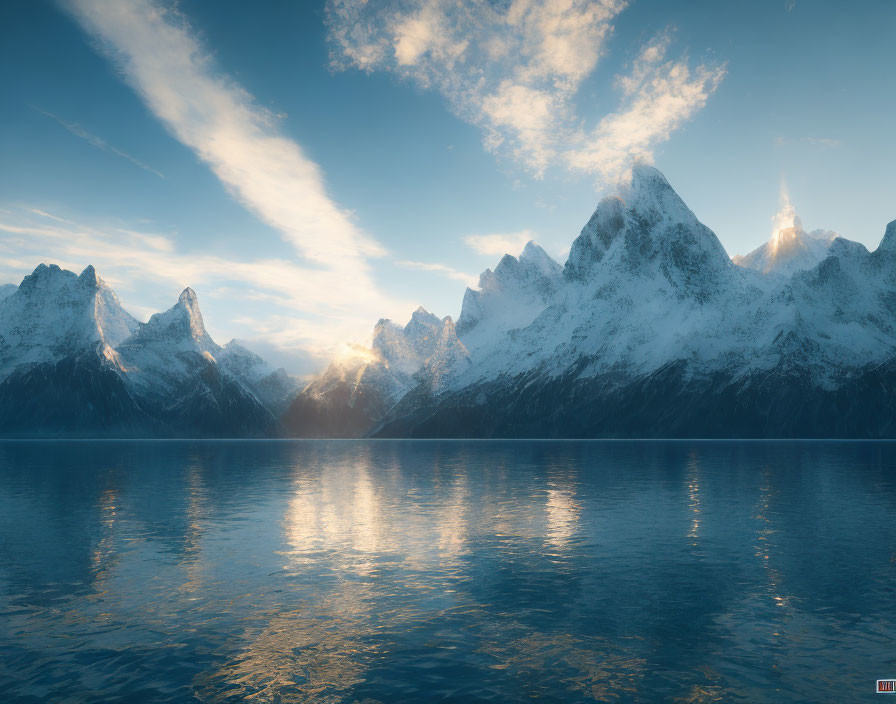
(0, 265, 296, 437)
(3, 164, 895, 437)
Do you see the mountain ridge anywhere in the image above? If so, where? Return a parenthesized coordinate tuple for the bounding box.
(3, 164, 895, 437)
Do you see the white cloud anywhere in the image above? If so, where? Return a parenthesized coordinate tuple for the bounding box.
(463, 230, 536, 257)
(59, 0, 413, 359)
(394, 259, 476, 285)
(327, 0, 724, 181)
(30, 208, 72, 223)
(565, 34, 726, 177)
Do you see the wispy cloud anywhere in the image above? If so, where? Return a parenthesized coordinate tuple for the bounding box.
(62, 0, 410, 354)
(0, 208, 414, 364)
(394, 259, 476, 285)
(31, 105, 165, 178)
(565, 32, 725, 178)
(463, 230, 535, 257)
(327, 0, 724, 181)
(30, 208, 72, 223)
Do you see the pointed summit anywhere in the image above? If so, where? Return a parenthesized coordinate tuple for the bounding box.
(18, 263, 73, 294)
(734, 209, 837, 276)
(0, 264, 138, 379)
(79, 265, 99, 287)
(564, 164, 731, 298)
(877, 220, 896, 254)
(457, 240, 562, 339)
(129, 286, 216, 353)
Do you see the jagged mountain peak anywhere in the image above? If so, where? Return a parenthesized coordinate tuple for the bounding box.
(519, 240, 557, 268)
(877, 219, 896, 254)
(622, 162, 679, 207)
(18, 262, 75, 293)
(132, 286, 217, 353)
(734, 215, 839, 276)
(0, 263, 138, 378)
(491, 241, 561, 285)
(564, 165, 731, 296)
(458, 239, 563, 339)
(179, 286, 198, 304)
(79, 264, 99, 286)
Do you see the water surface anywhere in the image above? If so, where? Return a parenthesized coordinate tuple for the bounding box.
(1, 440, 894, 702)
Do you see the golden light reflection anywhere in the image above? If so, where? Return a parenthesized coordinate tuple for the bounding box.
(754, 469, 792, 614)
(545, 486, 580, 551)
(90, 487, 118, 577)
(686, 452, 701, 545)
(180, 462, 208, 595)
(193, 589, 382, 704)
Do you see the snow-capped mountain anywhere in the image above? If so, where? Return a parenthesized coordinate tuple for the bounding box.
(4, 164, 895, 438)
(0, 269, 295, 437)
(217, 340, 299, 415)
(282, 307, 467, 437)
(364, 164, 896, 438)
(456, 241, 562, 353)
(733, 213, 838, 275)
(0, 264, 138, 380)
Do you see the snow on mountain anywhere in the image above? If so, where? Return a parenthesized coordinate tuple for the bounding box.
(374, 306, 444, 378)
(456, 241, 561, 352)
(733, 213, 838, 275)
(0, 268, 295, 436)
(283, 307, 467, 436)
(217, 340, 299, 415)
(5, 163, 895, 439)
(444, 164, 752, 389)
(116, 287, 220, 395)
(371, 167, 896, 438)
(564, 163, 733, 294)
(0, 263, 138, 379)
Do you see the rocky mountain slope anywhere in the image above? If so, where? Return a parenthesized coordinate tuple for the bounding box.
(0, 267, 295, 437)
(357, 164, 896, 438)
(733, 214, 838, 276)
(282, 307, 467, 437)
(4, 164, 894, 438)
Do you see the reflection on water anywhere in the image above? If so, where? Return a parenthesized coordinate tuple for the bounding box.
(1, 440, 896, 703)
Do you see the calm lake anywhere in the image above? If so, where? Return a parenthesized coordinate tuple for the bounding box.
(1, 440, 894, 703)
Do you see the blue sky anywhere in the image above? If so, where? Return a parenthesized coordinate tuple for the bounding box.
(1, 0, 894, 373)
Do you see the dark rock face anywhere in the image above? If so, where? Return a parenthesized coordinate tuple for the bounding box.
(375, 360, 896, 439)
(0, 351, 279, 438)
(137, 358, 280, 438)
(282, 367, 394, 438)
(0, 352, 153, 438)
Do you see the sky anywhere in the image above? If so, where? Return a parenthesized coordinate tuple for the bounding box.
(1, 0, 894, 374)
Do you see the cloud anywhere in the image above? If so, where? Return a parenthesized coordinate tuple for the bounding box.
(61, 0, 412, 358)
(565, 33, 725, 177)
(30, 105, 165, 179)
(463, 230, 536, 257)
(394, 259, 476, 285)
(30, 208, 72, 223)
(327, 0, 724, 181)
